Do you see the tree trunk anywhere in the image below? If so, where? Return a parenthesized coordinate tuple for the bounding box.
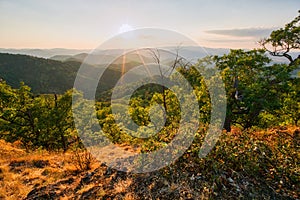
(61, 131, 67, 152)
(224, 116, 231, 132)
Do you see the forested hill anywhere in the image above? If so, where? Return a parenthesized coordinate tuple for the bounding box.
(0, 53, 79, 94)
(0, 53, 138, 96)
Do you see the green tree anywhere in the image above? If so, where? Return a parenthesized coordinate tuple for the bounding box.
(0, 81, 41, 148)
(278, 79, 300, 126)
(213, 49, 291, 131)
(260, 10, 300, 66)
(0, 81, 75, 150)
(259, 11, 300, 127)
(47, 90, 74, 151)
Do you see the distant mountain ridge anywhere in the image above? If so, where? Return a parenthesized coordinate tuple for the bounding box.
(0, 46, 230, 60)
(0, 48, 90, 58)
(1, 47, 298, 64)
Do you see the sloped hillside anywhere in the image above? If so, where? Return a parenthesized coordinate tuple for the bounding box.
(0, 53, 141, 97)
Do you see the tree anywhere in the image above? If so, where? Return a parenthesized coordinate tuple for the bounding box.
(279, 79, 300, 125)
(260, 10, 300, 66)
(47, 90, 74, 151)
(146, 47, 191, 123)
(260, 10, 300, 127)
(213, 49, 291, 131)
(0, 81, 42, 148)
(0, 81, 75, 150)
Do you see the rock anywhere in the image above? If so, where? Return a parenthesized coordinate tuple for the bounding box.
(9, 160, 26, 168)
(25, 186, 60, 200)
(227, 177, 234, 183)
(25, 178, 74, 200)
(32, 160, 50, 168)
(79, 186, 102, 200)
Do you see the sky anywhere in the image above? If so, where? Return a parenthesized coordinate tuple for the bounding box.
(0, 0, 299, 49)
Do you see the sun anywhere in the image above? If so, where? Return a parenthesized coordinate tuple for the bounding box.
(119, 24, 133, 33)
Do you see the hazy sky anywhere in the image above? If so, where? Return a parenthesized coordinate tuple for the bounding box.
(0, 0, 299, 49)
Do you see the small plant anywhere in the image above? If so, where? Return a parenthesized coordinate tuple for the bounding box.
(72, 148, 95, 171)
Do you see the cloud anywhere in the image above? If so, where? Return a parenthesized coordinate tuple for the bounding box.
(204, 38, 252, 43)
(205, 27, 278, 38)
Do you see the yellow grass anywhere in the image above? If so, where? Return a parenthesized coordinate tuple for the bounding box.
(0, 140, 99, 199)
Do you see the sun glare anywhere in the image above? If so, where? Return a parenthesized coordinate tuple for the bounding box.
(119, 24, 133, 33)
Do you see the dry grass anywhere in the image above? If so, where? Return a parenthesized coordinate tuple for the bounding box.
(0, 139, 143, 199)
(114, 179, 132, 193)
(76, 183, 96, 195)
(0, 140, 100, 199)
(123, 193, 138, 200)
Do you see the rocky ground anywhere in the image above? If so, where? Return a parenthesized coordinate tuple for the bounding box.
(24, 163, 297, 200)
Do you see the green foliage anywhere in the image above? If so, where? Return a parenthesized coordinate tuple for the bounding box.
(179, 66, 211, 124)
(277, 79, 300, 126)
(212, 49, 296, 130)
(260, 10, 300, 65)
(176, 127, 299, 198)
(0, 81, 75, 150)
